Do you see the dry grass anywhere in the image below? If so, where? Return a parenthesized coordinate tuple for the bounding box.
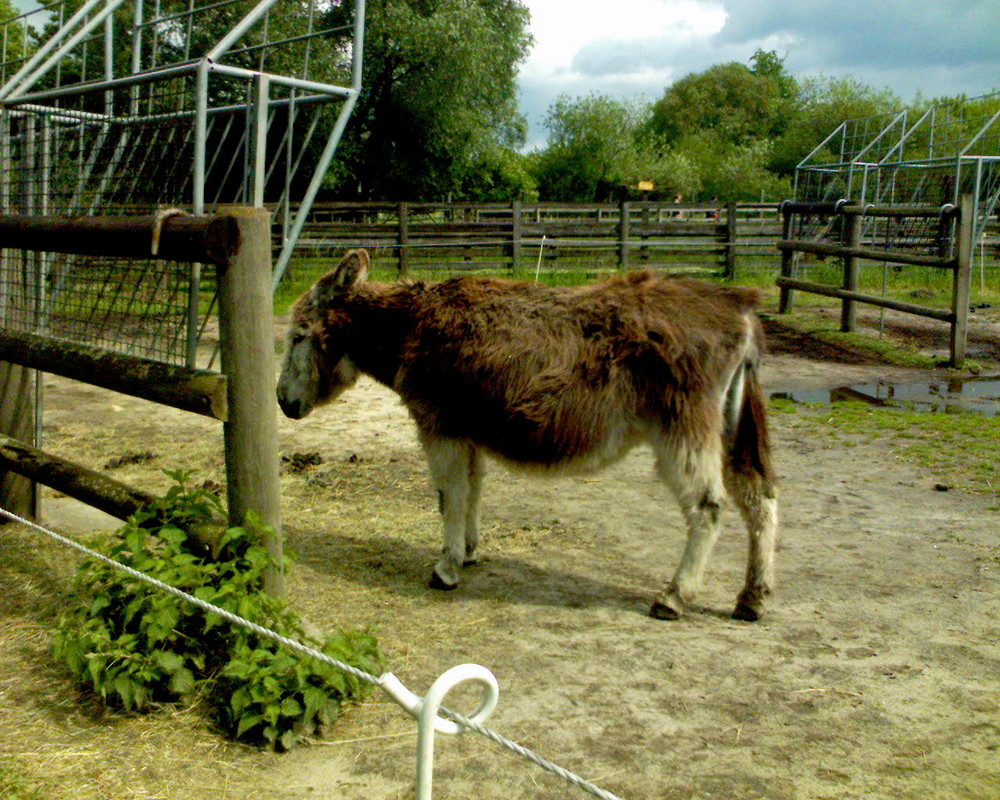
(0, 408, 567, 799)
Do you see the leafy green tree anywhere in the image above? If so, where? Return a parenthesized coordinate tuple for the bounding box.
(327, 0, 534, 200)
(1, 0, 38, 80)
(532, 94, 654, 201)
(648, 52, 793, 148)
(769, 76, 902, 174)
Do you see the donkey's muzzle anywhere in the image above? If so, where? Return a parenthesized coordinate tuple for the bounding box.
(277, 394, 311, 420)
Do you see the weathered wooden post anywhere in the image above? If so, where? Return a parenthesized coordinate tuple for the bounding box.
(950, 194, 973, 367)
(841, 207, 862, 332)
(0, 362, 37, 520)
(216, 206, 284, 596)
(510, 199, 523, 273)
(618, 200, 630, 271)
(778, 202, 795, 313)
(723, 201, 737, 279)
(397, 201, 410, 277)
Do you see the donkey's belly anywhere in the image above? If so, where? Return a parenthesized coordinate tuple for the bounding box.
(471, 412, 644, 474)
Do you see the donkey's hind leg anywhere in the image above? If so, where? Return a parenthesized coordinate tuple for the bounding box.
(423, 435, 474, 590)
(725, 467, 778, 621)
(649, 437, 727, 620)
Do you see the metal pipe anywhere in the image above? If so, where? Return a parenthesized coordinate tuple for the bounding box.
(269, 0, 366, 288)
(3, 0, 126, 101)
(271, 91, 358, 289)
(193, 60, 209, 214)
(0, 0, 113, 99)
(206, 0, 282, 62)
(205, 61, 354, 98)
(253, 75, 269, 207)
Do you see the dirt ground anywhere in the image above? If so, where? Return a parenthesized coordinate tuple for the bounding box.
(1, 306, 999, 800)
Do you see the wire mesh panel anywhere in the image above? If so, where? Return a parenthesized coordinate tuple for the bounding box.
(795, 92, 1000, 245)
(0, 0, 363, 366)
(0, 249, 201, 364)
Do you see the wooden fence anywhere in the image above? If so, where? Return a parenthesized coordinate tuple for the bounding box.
(278, 200, 784, 278)
(776, 196, 975, 367)
(0, 208, 285, 594)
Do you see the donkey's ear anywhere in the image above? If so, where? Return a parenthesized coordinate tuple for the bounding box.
(312, 249, 370, 304)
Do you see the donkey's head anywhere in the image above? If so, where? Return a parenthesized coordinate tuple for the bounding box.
(277, 249, 369, 419)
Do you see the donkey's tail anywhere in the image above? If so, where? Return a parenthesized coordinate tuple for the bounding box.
(723, 319, 776, 484)
(729, 362, 775, 483)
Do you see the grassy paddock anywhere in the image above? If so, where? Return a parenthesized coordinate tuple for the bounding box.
(274, 252, 1000, 316)
(0, 756, 45, 800)
(770, 398, 1000, 509)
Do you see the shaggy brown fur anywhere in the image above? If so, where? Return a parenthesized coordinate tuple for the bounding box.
(278, 250, 778, 621)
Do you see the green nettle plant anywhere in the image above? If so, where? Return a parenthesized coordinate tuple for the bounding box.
(52, 471, 383, 751)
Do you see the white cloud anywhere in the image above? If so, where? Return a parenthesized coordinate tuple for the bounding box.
(519, 0, 727, 146)
(522, 0, 725, 78)
(517, 0, 1000, 149)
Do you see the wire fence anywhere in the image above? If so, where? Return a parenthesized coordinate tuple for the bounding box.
(0, 504, 629, 800)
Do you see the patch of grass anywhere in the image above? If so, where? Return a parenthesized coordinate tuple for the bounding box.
(0, 755, 46, 800)
(765, 310, 971, 370)
(772, 399, 1000, 502)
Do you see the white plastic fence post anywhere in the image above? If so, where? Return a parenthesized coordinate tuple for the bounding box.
(413, 665, 500, 800)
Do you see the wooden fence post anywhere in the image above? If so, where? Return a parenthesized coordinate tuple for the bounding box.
(510, 200, 523, 273)
(950, 194, 973, 367)
(618, 200, 630, 270)
(216, 207, 284, 596)
(841, 209, 862, 332)
(778, 203, 795, 313)
(397, 202, 410, 277)
(0, 362, 37, 520)
(723, 201, 737, 279)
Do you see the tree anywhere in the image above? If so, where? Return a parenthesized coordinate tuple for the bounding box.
(326, 0, 534, 200)
(1, 0, 38, 79)
(532, 94, 653, 201)
(769, 76, 902, 174)
(648, 54, 792, 148)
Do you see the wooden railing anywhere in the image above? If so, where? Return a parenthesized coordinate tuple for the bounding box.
(275, 200, 785, 277)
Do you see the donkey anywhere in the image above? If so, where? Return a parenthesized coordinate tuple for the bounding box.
(277, 249, 779, 621)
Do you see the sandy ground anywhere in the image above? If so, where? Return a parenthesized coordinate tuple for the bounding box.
(1, 310, 998, 800)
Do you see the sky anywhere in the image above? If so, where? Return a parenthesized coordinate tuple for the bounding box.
(517, 0, 1000, 148)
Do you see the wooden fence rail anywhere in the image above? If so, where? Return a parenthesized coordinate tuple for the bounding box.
(777, 196, 974, 367)
(0, 208, 284, 595)
(275, 200, 785, 278)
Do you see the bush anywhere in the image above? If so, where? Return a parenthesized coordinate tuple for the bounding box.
(52, 471, 382, 750)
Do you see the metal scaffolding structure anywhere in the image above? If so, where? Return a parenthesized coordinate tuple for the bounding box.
(795, 91, 1000, 245)
(0, 0, 365, 365)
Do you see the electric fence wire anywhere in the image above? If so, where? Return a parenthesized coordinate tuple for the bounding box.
(0, 505, 627, 800)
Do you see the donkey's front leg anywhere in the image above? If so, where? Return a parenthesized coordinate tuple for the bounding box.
(463, 446, 484, 566)
(423, 436, 473, 590)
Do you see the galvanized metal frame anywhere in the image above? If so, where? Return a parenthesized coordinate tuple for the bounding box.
(1, 0, 366, 369)
(795, 92, 1000, 244)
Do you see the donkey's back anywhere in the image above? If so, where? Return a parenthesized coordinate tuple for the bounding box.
(396, 271, 764, 471)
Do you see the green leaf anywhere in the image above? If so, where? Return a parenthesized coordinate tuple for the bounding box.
(230, 686, 250, 716)
(280, 696, 303, 717)
(302, 686, 327, 719)
(113, 675, 135, 711)
(169, 667, 196, 697)
(152, 650, 184, 673)
(236, 713, 264, 739)
(264, 702, 281, 725)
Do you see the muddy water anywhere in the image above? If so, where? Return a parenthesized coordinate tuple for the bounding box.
(772, 376, 1000, 416)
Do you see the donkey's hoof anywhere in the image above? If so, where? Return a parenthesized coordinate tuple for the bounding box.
(428, 571, 459, 591)
(649, 600, 681, 620)
(732, 603, 761, 622)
